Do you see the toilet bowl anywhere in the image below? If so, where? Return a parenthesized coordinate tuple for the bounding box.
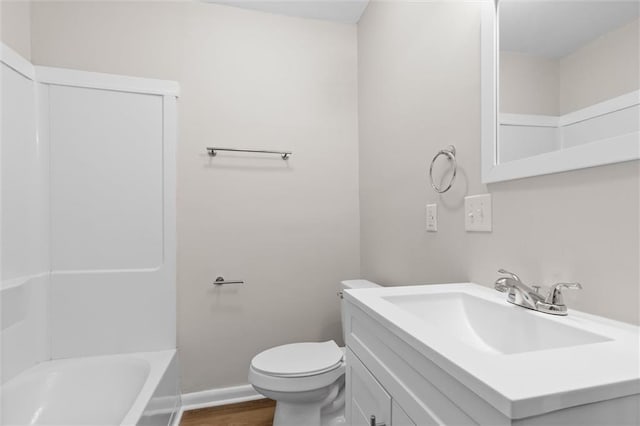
(248, 280, 380, 426)
(249, 341, 346, 426)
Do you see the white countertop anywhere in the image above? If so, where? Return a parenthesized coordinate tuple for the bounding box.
(344, 283, 640, 419)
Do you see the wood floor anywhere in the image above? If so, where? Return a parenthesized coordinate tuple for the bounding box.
(180, 399, 276, 426)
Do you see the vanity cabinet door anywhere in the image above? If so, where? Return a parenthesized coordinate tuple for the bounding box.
(346, 349, 391, 426)
(391, 400, 417, 426)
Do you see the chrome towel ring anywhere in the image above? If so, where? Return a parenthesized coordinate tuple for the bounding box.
(429, 145, 457, 193)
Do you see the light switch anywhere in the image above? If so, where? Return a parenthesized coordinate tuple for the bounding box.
(426, 204, 437, 232)
(465, 194, 492, 232)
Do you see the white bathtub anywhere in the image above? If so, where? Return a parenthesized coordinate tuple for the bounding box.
(1, 350, 180, 426)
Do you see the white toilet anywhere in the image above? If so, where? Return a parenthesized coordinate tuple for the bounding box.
(248, 279, 380, 426)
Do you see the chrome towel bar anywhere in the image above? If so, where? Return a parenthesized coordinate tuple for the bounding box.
(207, 147, 291, 160)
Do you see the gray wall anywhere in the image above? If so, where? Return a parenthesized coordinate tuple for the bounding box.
(358, 1, 639, 325)
(1, 0, 31, 59)
(30, 1, 360, 392)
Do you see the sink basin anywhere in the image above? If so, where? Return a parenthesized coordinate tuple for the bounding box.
(383, 292, 611, 354)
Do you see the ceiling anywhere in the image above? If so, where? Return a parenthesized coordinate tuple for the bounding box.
(500, 1, 640, 58)
(204, 0, 370, 23)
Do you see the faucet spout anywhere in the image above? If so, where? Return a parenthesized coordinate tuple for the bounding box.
(494, 270, 543, 310)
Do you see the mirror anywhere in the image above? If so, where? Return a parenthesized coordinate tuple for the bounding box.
(481, 0, 640, 183)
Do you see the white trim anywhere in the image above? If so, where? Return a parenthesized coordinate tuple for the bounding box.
(480, 0, 498, 184)
(483, 132, 640, 183)
(559, 90, 640, 127)
(1, 272, 49, 291)
(161, 93, 178, 349)
(1, 43, 35, 80)
(500, 113, 559, 128)
(34, 66, 180, 97)
(180, 385, 264, 411)
(499, 91, 640, 129)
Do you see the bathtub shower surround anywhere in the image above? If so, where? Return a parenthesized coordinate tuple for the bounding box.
(44, 65, 178, 358)
(1, 43, 181, 425)
(1, 44, 49, 386)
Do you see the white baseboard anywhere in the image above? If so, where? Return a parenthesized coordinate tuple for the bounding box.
(181, 384, 263, 411)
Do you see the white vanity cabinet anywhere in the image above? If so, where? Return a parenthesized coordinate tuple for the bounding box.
(344, 305, 479, 426)
(391, 400, 416, 426)
(344, 287, 640, 426)
(346, 348, 417, 426)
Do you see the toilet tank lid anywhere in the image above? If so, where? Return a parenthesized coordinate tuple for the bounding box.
(341, 279, 380, 290)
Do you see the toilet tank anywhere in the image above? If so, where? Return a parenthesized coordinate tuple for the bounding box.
(340, 280, 380, 342)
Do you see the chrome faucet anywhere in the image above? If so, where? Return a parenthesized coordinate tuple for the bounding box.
(494, 269, 582, 316)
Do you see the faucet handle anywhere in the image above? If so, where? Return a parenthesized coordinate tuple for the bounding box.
(497, 269, 522, 282)
(545, 282, 582, 305)
(495, 269, 522, 293)
(494, 277, 509, 293)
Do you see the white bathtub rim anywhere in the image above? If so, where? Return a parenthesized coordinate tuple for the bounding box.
(119, 349, 176, 426)
(0, 349, 176, 426)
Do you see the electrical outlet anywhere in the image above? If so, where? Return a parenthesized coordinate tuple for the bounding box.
(464, 194, 492, 232)
(426, 204, 437, 232)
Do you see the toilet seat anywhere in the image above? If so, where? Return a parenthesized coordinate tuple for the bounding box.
(251, 341, 343, 378)
(249, 361, 345, 394)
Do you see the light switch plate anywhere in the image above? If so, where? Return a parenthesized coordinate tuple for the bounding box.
(465, 194, 492, 232)
(426, 204, 437, 232)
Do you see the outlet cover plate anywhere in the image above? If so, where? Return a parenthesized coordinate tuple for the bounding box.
(426, 204, 437, 232)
